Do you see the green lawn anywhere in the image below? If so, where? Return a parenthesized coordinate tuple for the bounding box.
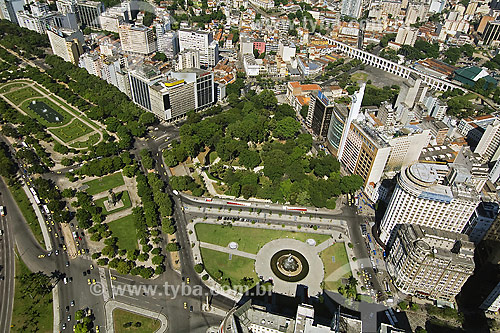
(195, 224, 331, 254)
(209, 151, 218, 164)
(351, 72, 368, 82)
(200, 247, 258, 289)
(107, 214, 138, 251)
(320, 242, 351, 291)
(0, 82, 25, 93)
(19, 98, 72, 126)
(8, 184, 45, 248)
(70, 133, 100, 148)
(113, 309, 160, 332)
(4, 86, 42, 105)
(83, 172, 125, 195)
(49, 118, 94, 143)
(95, 191, 132, 215)
(11, 249, 53, 333)
(32, 83, 51, 95)
(50, 95, 101, 130)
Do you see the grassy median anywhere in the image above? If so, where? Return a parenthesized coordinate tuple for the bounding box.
(113, 309, 160, 332)
(8, 184, 44, 247)
(11, 248, 53, 332)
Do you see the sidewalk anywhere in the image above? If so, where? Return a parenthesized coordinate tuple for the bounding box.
(181, 192, 345, 216)
(21, 184, 61, 333)
(184, 205, 348, 235)
(199, 241, 257, 260)
(22, 183, 51, 250)
(104, 300, 168, 333)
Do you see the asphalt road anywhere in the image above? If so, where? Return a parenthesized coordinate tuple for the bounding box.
(1, 135, 106, 332)
(0, 179, 16, 333)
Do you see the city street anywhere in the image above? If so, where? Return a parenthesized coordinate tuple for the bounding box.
(0, 179, 16, 333)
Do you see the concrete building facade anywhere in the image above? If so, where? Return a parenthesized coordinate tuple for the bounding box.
(47, 28, 84, 64)
(119, 24, 157, 55)
(387, 224, 475, 301)
(380, 163, 480, 245)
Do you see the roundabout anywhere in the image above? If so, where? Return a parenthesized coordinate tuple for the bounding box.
(255, 239, 325, 296)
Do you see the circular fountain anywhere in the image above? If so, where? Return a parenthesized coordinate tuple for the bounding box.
(270, 249, 309, 282)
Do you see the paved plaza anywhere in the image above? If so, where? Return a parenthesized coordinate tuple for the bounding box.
(255, 238, 329, 297)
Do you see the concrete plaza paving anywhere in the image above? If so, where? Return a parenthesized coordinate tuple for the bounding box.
(254, 238, 326, 297)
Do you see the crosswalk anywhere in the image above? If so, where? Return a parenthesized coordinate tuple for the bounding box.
(98, 267, 110, 302)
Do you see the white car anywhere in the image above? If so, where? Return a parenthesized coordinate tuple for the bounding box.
(0, 206, 5, 216)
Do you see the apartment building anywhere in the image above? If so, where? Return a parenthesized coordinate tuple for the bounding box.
(175, 49, 201, 71)
(119, 24, 157, 55)
(47, 28, 84, 64)
(387, 224, 475, 301)
(341, 0, 362, 18)
(463, 201, 499, 245)
(380, 162, 480, 245)
(178, 30, 218, 66)
(76, 0, 104, 29)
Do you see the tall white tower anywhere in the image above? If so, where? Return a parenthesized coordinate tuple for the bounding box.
(337, 83, 365, 161)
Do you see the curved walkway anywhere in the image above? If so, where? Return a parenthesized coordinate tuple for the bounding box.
(104, 300, 168, 333)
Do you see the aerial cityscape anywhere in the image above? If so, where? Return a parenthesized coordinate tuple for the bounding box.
(0, 0, 499, 331)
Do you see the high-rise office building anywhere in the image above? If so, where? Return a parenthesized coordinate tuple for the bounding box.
(47, 28, 84, 64)
(464, 201, 499, 245)
(178, 30, 218, 66)
(128, 65, 163, 111)
(127, 66, 214, 121)
(56, 0, 77, 14)
(337, 84, 364, 160)
(149, 78, 195, 121)
(379, 162, 480, 245)
(341, 0, 362, 18)
(99, 3, 129, 33)
(171, 69, 215, 110)
(475, 119, 500, 163)
(16, 1, 56, 34)
(119, 24, 156, 55)
(387, 224, 474, 301)
(326, 103, 348, 156)
(483, 21, 500, 46)
(306, 91, 335, 139)
(340, 120, 392, 188)
(395, 73, 427, 109)
(0, 0, 25, 23)
(76, 0, 104, 28)
(480, 282, 500, 312)
(385, 129, 431, 171)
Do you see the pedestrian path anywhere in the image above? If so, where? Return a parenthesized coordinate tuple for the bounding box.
(99, 267, 110, 302)
(199, 241, 257, 260)
(315, 238, 336, 252)
(104, 300, 168, 333)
